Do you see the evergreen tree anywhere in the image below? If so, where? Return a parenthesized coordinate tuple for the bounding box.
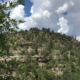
(70, 61, 75, 72)
(47, 28, 50, 33)
(34, 43, 38, 54)
(63, 52, 69, 61)
(49, 38, 54, 49)
(43, 48, 49, 58)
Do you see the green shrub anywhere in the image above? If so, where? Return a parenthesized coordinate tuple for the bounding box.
(43, 48, 50, 57)
(30, 50, 35, 56)
(70, 50, 75, 56)
(63, 52, 69, 61)
(41, 68, 55, 80)
(70, 61, 76, 72)
(49, 54, 53, 60)
(70, 56, 75, 62)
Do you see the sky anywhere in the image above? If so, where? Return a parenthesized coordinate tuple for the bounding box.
(0, 0, 80, 42)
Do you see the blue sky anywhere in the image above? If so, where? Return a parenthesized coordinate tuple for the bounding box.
(24, 0, 33, 17)
(63, 12, 68, 15)
(1, 0, 80, 42)
(12, 0, 33, 17)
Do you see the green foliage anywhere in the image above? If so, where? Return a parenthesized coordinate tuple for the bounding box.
(23, 35, 25, 39)
(14, 42, 18, 47)
(63, 52, 69, 61)
(19, 29, 25, 33)
(8, 58, 20, 68)
(77, 55, 80, 66)
(46, 42, 52, 53)
(27, 33, 31, 41)
(0, 0, 25, 79)
(0, 61, 6, 69)
(43, 48, 50, 57)
(49, 53, 53, 60)
(34, 43, 38, 54)
(1, 1, 80, 78)
(2, 26, 80, 79)
(46, 58, 55, 69)
(70, 50, 75, 56)
(70, 56, 76, 62)
(41, 68, 55, 80)
(30, 27, 40, 32)
(0, 0, 24, 54)
(30, 50, 35, 56)
(26, 45, 28, 49)
(41, 33, 45, 41)
(31, 34, 34, 42)
(49, 38, 54, 49)
(70, 61, 76, 72)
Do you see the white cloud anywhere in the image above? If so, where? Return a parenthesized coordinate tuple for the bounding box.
(76, 36, 80, 42)
(30, 6, 34, 14)
(2, 0, 80, 42)
(32, 13, 41, 18)
(10, 5, 26, 20)
(55, 3, 68, 14)
(70, 1, 74, 6)
(43, 10, 51, 18)
(41, 1, 51, 8)
(57, 17, 69, 34)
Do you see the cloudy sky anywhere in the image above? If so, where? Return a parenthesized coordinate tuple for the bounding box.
(1, 0, 80, 42)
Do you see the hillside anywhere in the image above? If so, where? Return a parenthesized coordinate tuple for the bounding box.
(1, 27, 80, 80)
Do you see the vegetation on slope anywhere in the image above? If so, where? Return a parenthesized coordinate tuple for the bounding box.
(1, 27, 80, 80)
(0, 0, 80, 79)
